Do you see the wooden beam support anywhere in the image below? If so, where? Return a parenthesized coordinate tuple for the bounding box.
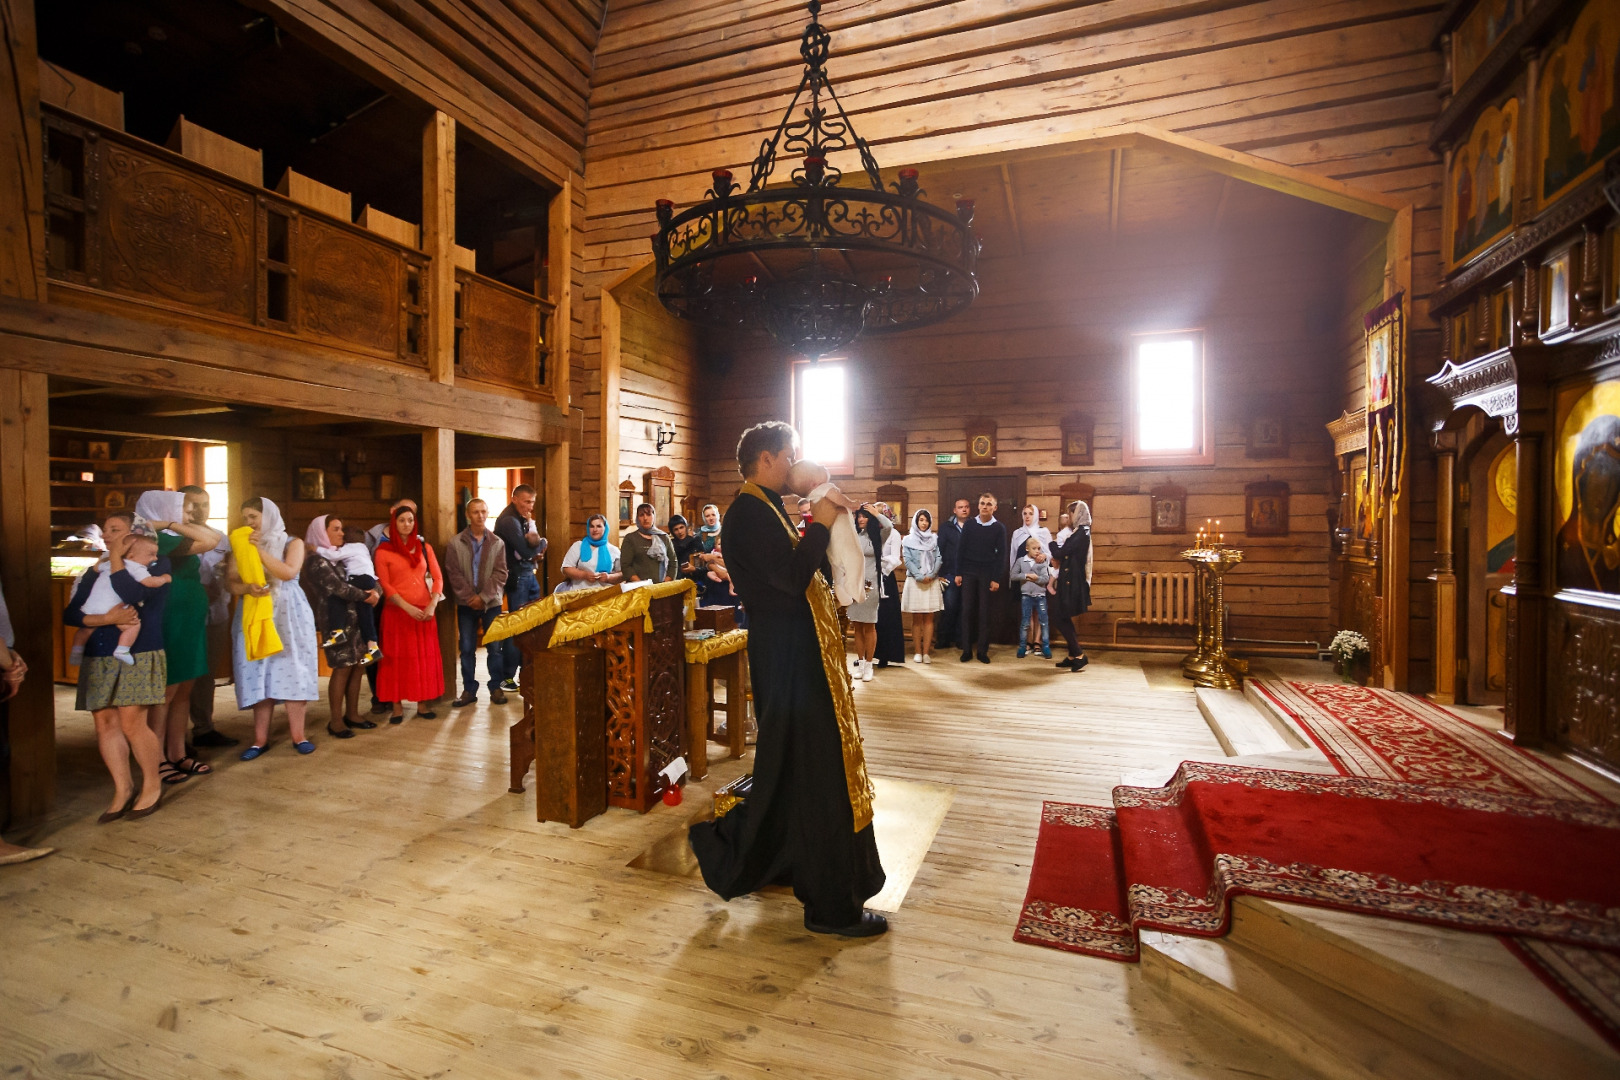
(544, 441, 569, 595)
(422, 427, 457, 701)
(0, 369, 54, 825)
(423, 111, 457, 386)
(1107, 149, 1123, 237)
(0, 296, 570, 443)
(599, 286, 623, 544)
(998, 163, 1024, 256)
(547, 179, 574, 408)
(0, 0, 44, 304)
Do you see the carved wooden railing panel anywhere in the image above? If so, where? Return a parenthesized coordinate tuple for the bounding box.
(455, 269, 555, 394)
(42, 106, 427, 369)
(98, 139, 256, 318)
(600, 594, 687, 813)
(297, 215, 405, 356)
(1550, 595, 1620, 771)
(643, 595, 687, 788)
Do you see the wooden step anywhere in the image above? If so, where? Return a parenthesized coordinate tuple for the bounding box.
(1141, 928, 1523, 1080)
(1196, 686, 1298, 755)
(1243, 679, 1315, 746)
(1119, 748, 1336, 788)
(1231, 898, 1618, 1080)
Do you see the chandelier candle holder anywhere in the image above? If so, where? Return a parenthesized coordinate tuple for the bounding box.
(1181, 521, 1249, 689)
(651, 1, 979, 359)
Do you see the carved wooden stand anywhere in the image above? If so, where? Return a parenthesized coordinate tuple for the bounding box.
(604, 593, 689, 813)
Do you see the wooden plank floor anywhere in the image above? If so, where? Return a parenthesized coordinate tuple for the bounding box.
(1, 650, 1310, 1079)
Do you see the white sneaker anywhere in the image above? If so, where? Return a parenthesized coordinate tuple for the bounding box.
(913, 652, 922, 664)
(922, 653, 932, 664)
(861, 661, 874, 682)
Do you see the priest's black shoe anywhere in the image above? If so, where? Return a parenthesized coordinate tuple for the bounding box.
(959, 651, 972, 662)
(804, 911, 888, 937)
(976, 652, 990, 664)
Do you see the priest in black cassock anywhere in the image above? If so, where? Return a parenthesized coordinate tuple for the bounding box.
(688, 421, 888, 937)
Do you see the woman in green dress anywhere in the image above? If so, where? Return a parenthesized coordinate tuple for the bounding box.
(135, 488, 223, 783)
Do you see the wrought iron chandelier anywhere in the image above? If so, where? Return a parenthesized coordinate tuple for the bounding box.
(651, 0, 979, 358)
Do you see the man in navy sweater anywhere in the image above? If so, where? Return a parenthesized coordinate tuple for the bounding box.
(934, 497, 970, 652)
(955, 493, 1005, 663)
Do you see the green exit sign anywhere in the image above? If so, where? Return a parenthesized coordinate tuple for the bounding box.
(935, 453, 963, 465)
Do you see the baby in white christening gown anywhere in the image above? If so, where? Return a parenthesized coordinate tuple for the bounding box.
(785, 460, 867, 608)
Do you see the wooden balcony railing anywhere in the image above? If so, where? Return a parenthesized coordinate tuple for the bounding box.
(42, 105, 555, 401)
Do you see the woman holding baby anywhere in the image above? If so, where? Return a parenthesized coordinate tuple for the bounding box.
(302, 514, 383, 738)
(63, 510, 172, 821)
(134, 488, 224, 785)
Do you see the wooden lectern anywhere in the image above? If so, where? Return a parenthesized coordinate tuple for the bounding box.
(496, 581, 692, 826)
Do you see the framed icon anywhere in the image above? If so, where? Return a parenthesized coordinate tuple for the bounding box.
(965, 419, 997, 465)
(1061, 413, 1095, 466)
(1150, 483, 1187, 534)
(874, 430, 906, 479)
(296, 467, 326, 502)
(1245, 481, 1290, 537)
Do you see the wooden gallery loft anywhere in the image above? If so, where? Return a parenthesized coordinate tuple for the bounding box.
(1, 0, 1620, 1076)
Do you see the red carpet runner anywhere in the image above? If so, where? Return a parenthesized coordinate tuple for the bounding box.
(1249, 679, 1620, 1048)
(1014, 761, 1620, 961)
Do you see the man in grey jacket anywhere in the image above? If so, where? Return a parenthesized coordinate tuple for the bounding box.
(445, 499, 510, 707)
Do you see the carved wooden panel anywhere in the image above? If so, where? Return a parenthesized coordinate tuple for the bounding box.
(602, 594, 688, 813)
(296, 216, 400, 356)
(97, 140, 254, 318)
(1551, 598, 1620, 771)
(604, 625, 638, 805)
(1342, 561, 1379, 668)
(458, 272, 539, 389)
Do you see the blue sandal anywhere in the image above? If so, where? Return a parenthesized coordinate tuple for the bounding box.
(240, 745, 266, 761)
(294, 740, 316, 755)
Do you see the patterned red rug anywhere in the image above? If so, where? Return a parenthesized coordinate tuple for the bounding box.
(1249, 680, 1602, 801)
(1247, 679, 1620, 1048)
(1014, 761, 1620, 965)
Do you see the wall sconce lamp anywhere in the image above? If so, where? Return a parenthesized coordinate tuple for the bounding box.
(656, 421, 678, 455)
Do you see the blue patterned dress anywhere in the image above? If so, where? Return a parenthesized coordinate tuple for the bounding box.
(233, 569, 320, 708)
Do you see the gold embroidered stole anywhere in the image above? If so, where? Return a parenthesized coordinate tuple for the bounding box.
(738, 482, 875, 832)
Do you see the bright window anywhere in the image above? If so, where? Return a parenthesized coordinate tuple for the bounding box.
(476, 468, 509, 513)
(792, 359, 852, 474)
(203, 444, 230, 533)
(1125, 331, 1212, 466)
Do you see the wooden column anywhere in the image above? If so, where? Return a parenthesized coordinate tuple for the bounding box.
(547, 179, 573, 404)
(1505, 398, 1550, 746)
(599, 287, 623, 543)
(422, 428, 456, 700)
(544, 444, 569, 592)
(1428, 433, 1458, 704)
(0, 370, 53, 823)
(0, 0, 51, 824)
(422, 111, 456, 386)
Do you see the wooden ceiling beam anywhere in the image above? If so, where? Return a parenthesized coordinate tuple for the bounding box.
(999, 163, 1024, 257)
(1108, 149, 1123, 237)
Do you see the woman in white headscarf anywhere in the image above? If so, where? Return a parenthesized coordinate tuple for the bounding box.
(133, 488, 222, 783)
(226, 497, 320, 757)
(900, 508, 944, 664)
(1049, 499, 1094, 671)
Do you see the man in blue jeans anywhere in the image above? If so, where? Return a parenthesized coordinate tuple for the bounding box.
(444, 499, 510, 706)
(493, 484, 547, 693)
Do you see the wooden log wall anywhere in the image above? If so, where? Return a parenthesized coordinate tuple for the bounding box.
(609, 284, 702, 524)
(241, 430, 424, 536)
(577, 0, 1450, 682)
(687, 206, 1359, 648)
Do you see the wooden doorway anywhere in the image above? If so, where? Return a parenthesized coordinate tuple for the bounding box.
(939, 467, 1026, 645)
(1464, 436, 1514, 705)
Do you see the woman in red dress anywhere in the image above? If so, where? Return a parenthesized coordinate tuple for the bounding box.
(374, 505, 445, 723)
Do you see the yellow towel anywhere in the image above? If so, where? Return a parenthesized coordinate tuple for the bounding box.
(231, 526, 283, 661)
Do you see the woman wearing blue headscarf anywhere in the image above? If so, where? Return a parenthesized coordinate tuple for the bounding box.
(554, 513, 624, 594)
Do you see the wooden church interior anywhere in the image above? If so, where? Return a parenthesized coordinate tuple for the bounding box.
(1, 0, 1618, 1076)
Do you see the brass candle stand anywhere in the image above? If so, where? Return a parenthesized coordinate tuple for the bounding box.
(1180, 538, 1248, 689)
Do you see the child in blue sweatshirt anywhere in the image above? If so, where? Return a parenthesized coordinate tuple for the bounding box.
(1013, 536, 1051, 658)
